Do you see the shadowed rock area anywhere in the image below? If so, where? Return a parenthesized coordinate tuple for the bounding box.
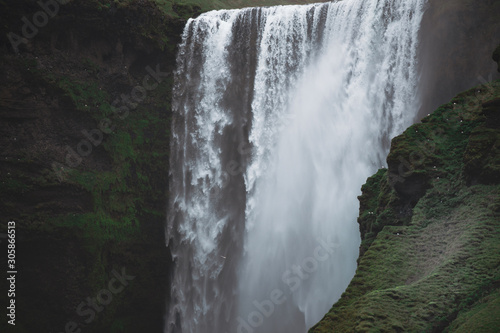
(0, 0, 187, 331)
(417, 0, 500, 120)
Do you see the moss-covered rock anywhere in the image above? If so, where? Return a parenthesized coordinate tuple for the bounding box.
(0, 0, 187, 331)
(310, 78, 500, 332)
(463, 100, 500, 185)
(357, 168, 404, 257)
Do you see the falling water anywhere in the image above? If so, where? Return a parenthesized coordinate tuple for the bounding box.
(166, 0, 426, 332)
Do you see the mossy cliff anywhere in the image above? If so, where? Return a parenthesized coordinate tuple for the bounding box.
(0, 0, 189, 331)
(310, 52, 500, 332)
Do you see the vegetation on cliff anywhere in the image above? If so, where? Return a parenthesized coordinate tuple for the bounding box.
(310, 51, 500, 332)
(0, 0, 189, 331)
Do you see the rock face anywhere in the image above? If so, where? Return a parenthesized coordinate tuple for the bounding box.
(0, 1, 189, 331)
(464, 97, 500, 185)
(417, 0, 500, 120)
(494, 45, 500, 72)
(310, 66, 500, 332)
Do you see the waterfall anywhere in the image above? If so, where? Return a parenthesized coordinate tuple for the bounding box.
(166, 0, 426, 332)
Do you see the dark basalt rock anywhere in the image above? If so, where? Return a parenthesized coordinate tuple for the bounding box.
(0, 0, 191, 331)
(493, 44, 500, 72)
(482, 97, 500, 127)
(463, 98, 500, 185)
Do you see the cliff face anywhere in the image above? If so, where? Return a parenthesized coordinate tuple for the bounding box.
(310, 54, 500, 332)
(0, 1, 189, 331)
(417, 0, 500, 120)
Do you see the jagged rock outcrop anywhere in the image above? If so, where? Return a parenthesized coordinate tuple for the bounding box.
(310, 69, 500, 333)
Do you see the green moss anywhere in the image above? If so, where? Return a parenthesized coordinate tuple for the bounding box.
(446, 290, 500, 332)
(357, 168, 405, 255)
(58, 77, 112, 119)
(310, 81, 500, 333)
(54, 211, 139, 241)
(3, 177, 31, 192)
